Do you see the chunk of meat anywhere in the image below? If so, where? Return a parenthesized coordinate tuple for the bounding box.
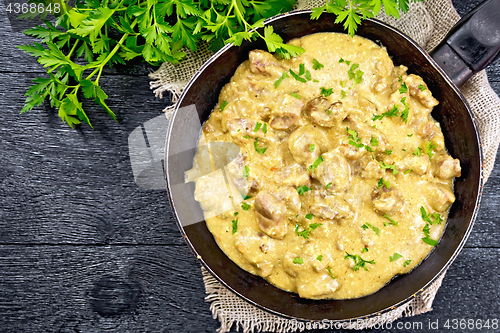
(405, 74, 439, 108)
(311, 151, 350, 193)
(254, 191, 287, 239)
(310, 195, 353, 220)
(270, 94, 304, 129)
(248, 50, 283, 77)
(362, 160, 385, 179)
(235, 229, 276, 277)
(304, 97, 347, 127)
(275, 164, 311, 187)
(288, 125, 330, 165)
(372, 188, 404, 215)
(423, 183, 456, 212)
(371, 48, 394, 93)
(395, 155, 430, 176)
(297, 274, 339, 299)
(276, 187, 302, 214)
(436, 155, 462, 179)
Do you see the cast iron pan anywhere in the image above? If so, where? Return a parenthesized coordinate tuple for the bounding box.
(165, 0, 500, 321)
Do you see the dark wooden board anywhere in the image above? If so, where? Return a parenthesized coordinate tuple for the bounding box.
(0, 0, 499, 332)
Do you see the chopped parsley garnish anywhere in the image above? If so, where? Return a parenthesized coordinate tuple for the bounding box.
(308, 144, 315, 152)
(403, 259, 412, 267)
(253, 138, 267, 154)
(263, 123, 267, 133)
(423, 223, 431, 238)
(420, 206, 443, 225)
(361, 247, 369, 253)
(370, 137, 379, 146)
(234, 212, 238, 216)
(312, 58, 324, 70)
(253, 122, 262, 132)
(347, 127, 364, 149)
(241, 202, 251, 211)
(339, 58, 351, 65)
(340, 80, 346, 87)
(305, 70, 312, 81)
(362, 222, 380, 236)
(377, 178, 391, 189)
(413, 147, 421, 157)
(399, 82, 408, 93)
(243, 165, 250, 178)
(299, 63, 305, 76)
(390, 253, 403, 262)
(313, 79, 319, 83)
(243, 135, 252, 139)
(385, 150, 392, 155)
(398, 75, 403, 82)
(297, 185, 311, 196)
(418, 84, 426, 91)
(289, 68, 307, 83)
(422, 237, 438, 246)
(220, 100, 228, 111)
(242, 194, 251, 200)
(404, 169, 412, 175)
(365, 145, 374, 152)
(379, 161, 398, 174)
(408, 134, 413, 137)
(320, 87, 334, 97)
(317, 255, 323, 261)
(400, 97, 409, 123)
(293, 257, 304, 264)
(232, 219, 238, 234)
(372, 105, 399, 121)
(347, 63, 364, 84)
(344, 252, 375, 271)
(308, 155, 324, 172)
(295, 223, 322, 239)
(425, 141, 438, 159)
(341, 90, 346, 99)
(305, 214, 314, 220)
(274, 72, 289, 88)
(326, 182, 333, 189)
(290, 92, 301, 99)
(383, 214, 399, 226)
(326, 267, 336, 279)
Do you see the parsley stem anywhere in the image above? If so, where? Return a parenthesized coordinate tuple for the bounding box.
(66, 39, 80, 59)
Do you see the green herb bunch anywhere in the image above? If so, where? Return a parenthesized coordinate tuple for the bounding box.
(19, 0, 422, 127)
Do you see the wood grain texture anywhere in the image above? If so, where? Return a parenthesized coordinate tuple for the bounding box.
(0, 0, 499, 332)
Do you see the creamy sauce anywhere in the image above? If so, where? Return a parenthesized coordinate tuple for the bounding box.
(187, 33, 461, 299)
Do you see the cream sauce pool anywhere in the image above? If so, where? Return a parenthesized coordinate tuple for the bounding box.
(186, 33, 461, 299)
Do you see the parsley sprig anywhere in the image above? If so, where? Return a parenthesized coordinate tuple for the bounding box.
(295, 222, 322, 239)
(344, 251, 375, 271)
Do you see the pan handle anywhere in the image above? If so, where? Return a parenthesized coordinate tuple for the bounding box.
(429, 0, 500, 86)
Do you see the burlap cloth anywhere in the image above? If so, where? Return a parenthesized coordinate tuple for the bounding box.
(149, 0, 500, 331)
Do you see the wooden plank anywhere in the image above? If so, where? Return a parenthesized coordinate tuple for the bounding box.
(0, 72, 182, 245)
(0, 246, 498, 333)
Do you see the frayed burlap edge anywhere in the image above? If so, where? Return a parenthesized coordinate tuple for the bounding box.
(150, 0, 500, 331)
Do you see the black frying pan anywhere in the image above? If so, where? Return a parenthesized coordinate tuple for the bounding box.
(165, 0, 500, 321)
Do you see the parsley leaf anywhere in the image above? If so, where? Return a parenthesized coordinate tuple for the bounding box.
(293, 257, 304, 264)
(348, 63, 363, 84)
(425, 141, 438, 159)
(326, 182, 333, 189)
(317, 255, 323, 261)
(377, 178, 391, 189)
(362, 222, 380, 236)
(241, 202, 251, 211)
(290, 92, 301, 99)
(309, 144, 315, 152)
(313, 58, 324, 70)
(297, 185, 311, 196)
(326, 267, 336, 279)
(253, 122, 262, 132)
(253, 138, 267, 154)
(344, 252, 376, 271)
(308, 155, 324, 172)
(289, 68, 307, 83)
(399, 82, 408, 93)
(320, 87, 334, 97)
(305, 214, 314, 220)
(400, 97, 409, 123)
(295, 222, 322, 239)
(379, 161, 399, 174)
(232, 219, 238, 234)
(403, 259, 412, 267)
(385, 150, 392, 155)
(243, 165, 250, 178)
(413, 147, 422, 157)
(341, 90, 346, 99)
(418, 84, 426, 91)
(372, 105, 399, 121)
(263, 123, 267, 133)
(274, 72, 289, 88)
(220, 100, 228, 111)
(383, 214, 399, 226)
(390, 253, 403, 262)
(361, 247, 369, 253)
(404, 169, 412, 175)
(420, 206, 443, 225)
(422, 237, 438, 246)
(370, 137, 379, 146)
